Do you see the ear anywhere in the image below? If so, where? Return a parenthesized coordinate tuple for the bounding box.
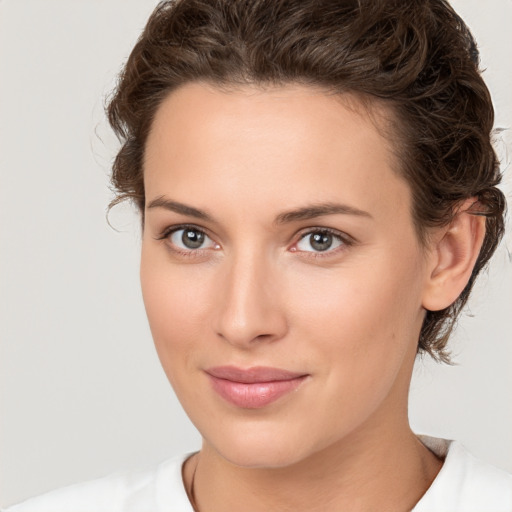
(422, 199, 486, 312)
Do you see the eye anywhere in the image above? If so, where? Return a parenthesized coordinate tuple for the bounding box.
(294, 230, 346, 253)
(165, 227, 219, 251)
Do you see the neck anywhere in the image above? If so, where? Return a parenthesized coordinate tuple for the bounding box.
(184, 415, 442, 512)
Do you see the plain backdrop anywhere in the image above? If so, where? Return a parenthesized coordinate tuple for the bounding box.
(0, 0, 511, 507)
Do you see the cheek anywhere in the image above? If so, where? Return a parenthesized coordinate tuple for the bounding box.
(139, 249, 211, 379)
(274, 261, 423, 440)
(293, 261, 422, 340)
(287, 251, 425, 383)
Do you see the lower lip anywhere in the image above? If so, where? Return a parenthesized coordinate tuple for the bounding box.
(207, 375, 307, 409)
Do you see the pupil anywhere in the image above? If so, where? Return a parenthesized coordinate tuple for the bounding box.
(182, 229, 204, 249)
(310, 232, 332, 251)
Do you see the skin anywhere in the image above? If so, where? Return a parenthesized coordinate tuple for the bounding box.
(140, 83, 485, 511)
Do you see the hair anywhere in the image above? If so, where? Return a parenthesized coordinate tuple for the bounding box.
(107, 0, 506, 362)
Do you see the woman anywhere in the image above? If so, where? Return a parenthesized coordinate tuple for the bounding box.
(5, 0, 511, 510)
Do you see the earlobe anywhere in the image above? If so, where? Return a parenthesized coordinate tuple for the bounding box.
(422, 199, 486, 312)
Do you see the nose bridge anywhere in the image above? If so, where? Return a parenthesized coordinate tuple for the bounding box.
(215, 246, 286, 347)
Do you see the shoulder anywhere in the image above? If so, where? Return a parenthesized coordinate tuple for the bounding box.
(2, 454, 194, 512)
(414, 436, 512, 512)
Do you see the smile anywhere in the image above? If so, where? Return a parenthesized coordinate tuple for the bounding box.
(205, 366, 309, 409)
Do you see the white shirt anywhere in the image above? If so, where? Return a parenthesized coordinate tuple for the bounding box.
(4, 437, 511, 512)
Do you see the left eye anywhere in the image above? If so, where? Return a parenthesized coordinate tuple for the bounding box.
(295, 231, 344, 252)
(168, 228, 218, 251)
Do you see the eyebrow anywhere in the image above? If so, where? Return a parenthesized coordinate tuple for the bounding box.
(274, 203, 373, 224)
(147, 196, 213, 221)
(147, 196, 372, 224)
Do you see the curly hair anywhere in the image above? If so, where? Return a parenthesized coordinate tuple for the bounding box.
(107, 0, 506, 362)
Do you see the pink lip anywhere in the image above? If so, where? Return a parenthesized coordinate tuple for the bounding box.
(205, 366, 308, 409)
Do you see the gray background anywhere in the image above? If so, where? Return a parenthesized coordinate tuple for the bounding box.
(1, 0, 511, 507)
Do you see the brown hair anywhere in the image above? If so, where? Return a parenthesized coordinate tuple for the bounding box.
(107, 0, 506, 362)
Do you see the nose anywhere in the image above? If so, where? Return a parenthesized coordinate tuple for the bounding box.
(213, 252, 288, 349)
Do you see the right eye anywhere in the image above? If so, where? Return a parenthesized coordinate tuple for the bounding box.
(166, 227, 219, 251)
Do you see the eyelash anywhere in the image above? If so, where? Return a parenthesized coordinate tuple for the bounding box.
(155, 224, 218, 257)
(155, 224, 354, 258)
(292, 227, 354, 258)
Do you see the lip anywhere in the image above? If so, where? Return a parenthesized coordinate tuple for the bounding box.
(205, 366, 308, 409)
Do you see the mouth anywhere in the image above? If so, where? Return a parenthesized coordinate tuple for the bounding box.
(205, 366, 309, 409)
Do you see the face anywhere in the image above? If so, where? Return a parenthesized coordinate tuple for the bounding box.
(141, 83, 430, 468)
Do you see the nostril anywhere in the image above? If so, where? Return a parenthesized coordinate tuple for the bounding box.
(215, 318, 288, 348)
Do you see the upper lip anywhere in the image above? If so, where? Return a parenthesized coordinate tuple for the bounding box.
(205, 366, 307, 383)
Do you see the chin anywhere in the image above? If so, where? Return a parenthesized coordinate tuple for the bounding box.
(204, 423, 322, 469)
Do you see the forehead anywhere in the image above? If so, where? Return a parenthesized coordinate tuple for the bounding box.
(143, 82, 412, 231)
(146, 82, 396, 159)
